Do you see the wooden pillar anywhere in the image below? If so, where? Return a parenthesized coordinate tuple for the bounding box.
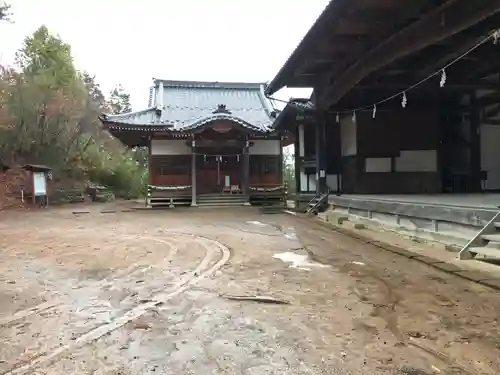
(470, 92, 482, 192)
(315, 114, 327, 194)
(147, 135, 153, 185)
(147, 135, 152, 207)
(191, 140, 197, 206)
(294, 125, 302, 206)
(243, 140, 250, 205)
(0, 172, 5, 210)
(31, 171, 36, 207)
(279, 137, 284, 184)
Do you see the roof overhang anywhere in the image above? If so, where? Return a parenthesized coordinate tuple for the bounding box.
(266, 0, 500, 110)
(272, 99, 316, 131)
(265, 0, 340, 96)
(23, 164, 52, 172)
(99, 115, 173, 147)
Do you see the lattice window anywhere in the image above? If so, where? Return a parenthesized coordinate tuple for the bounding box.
(151, 156, 190, 175)
(250, 156, 279, 174)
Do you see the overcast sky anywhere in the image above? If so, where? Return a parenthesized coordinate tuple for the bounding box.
(1, 0, 329, 109)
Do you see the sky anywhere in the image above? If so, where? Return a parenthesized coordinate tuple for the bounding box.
(0, 0, 329, 110)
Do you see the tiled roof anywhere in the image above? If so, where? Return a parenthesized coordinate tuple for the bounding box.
(100, 108, 161, 126)
(101, 79, 278, 133)
(272, 98, 315, 130)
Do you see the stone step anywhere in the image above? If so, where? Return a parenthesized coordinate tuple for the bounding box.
(480, 233, 500, 243)
(468, 246, 500, 259)
(198, 194, 243, 198)
(197, 198, 246, 203)
(197, 195, 245, 200)
(197, 201, 246, 207)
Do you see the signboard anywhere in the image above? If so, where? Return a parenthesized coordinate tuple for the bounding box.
(33, 172, 47, 196)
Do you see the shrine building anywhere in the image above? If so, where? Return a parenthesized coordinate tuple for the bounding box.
(99, 79, 286, 207)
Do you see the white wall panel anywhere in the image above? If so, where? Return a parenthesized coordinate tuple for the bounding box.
(365, 158, 391, 172)
(395, 150, 437, 172)
(340, 116, 357, 156)
(250, 140, 280, 155)
(151, 139, 191, 155)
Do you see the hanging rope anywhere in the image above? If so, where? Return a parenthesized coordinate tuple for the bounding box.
(266, 29, 499, 116)
(192, 152, 243, 157)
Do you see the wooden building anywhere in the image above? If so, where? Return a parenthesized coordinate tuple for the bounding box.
(267, 0, 500, 198)
(0, 163, 51, 209)
(0, 160, 10, 210)
(100, 79, 286, 207)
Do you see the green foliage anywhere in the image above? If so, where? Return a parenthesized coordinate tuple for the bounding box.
(16, 26, 78, 91)
(108, 84, 132, 114)
(0, 2, 11, 21)
(0, 25, 147, 200)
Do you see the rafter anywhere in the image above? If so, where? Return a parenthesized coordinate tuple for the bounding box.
(320, 0, 447, 89)
(319, 0, 500, 109)
(418, 36, 486, 78)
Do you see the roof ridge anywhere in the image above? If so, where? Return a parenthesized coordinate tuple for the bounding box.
(153, 79, 266, 89)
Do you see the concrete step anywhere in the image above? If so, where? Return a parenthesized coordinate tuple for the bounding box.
(197, 201, 246, 207)
(468, 246, 500, 259)
(197, 198, 245, 203)
(198, 194, 243, 198)
(260, 206, 284, 214)
(494, 222, 500, 229)
(480, 233, 500, 243)
(198, 195, 244, 199)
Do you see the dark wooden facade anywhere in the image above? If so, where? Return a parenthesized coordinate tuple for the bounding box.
(148, 129, 283, 201)
(268, 0, 500, 196)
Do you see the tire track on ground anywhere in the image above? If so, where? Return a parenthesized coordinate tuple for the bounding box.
(0, 236, 179, 328)
(288, 214, 479, 375)
(2, 232, 231, 375)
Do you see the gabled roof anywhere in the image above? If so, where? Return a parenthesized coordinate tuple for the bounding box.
(101, 79, 278, 133)
(272, 98, 315, 130)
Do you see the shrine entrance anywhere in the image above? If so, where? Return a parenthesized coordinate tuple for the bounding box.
(196, 147, 243, 194)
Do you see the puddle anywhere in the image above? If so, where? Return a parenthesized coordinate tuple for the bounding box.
(283, 227, 297, 241)
(246, 221, 267, 227)
(273, 252, 330, 271)
(350, 261, 365, 266)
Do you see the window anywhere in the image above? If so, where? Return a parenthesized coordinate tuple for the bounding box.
(250, 156, 279, 174)
(152, 156, 190, 175)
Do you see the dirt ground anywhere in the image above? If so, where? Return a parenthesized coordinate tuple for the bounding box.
(0, 203, 499, 375)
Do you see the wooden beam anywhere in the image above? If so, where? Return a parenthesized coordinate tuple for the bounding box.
(484, 104, 500, 118)
(418, 36, 487, 78)
(466, 61, 500, 79)
(320, 0, 440, 89)
(319, 0, 500, 109)
(483, 118, 500, 125)
(352, 81, 500, 90)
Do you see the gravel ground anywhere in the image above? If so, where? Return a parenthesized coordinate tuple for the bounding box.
(0, 203, 499, 375)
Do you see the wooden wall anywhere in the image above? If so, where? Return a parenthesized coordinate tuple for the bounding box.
(340, 108, 442, 194)
(149, 155, 281, 188)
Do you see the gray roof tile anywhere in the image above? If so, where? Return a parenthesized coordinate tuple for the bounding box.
(101, 80, 277, 133)
(102, 107, 161, 126)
